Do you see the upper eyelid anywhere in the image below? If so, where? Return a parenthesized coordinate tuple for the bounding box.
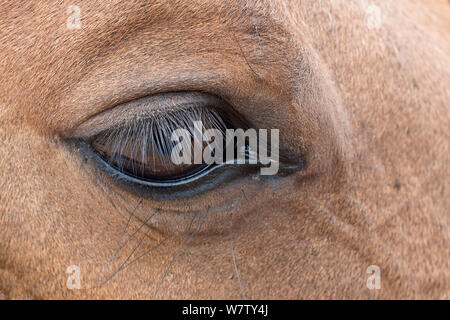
(90, 105, 229, 159)
(67, 92, 232, 140)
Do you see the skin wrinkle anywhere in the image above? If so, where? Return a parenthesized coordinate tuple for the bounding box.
(0, 0, 449, 299)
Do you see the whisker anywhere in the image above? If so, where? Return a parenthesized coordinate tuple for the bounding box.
(97, 225, 173, 287)
(111, 199, 143, 258)
(113, 208, 161, 255)
(92, 199, 142, 285)
(95, 207, 161, 286)
(229, 211, 246, 299)
(153, 210, 208, 298)
(97, 230, 147, 288)
(122, 232, 174, 270)
(232, 33, 260, 80)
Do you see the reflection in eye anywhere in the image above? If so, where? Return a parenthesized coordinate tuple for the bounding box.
(89, 106, 236, 186)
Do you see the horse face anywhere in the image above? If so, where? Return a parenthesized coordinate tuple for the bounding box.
(0, 0, 448, 299)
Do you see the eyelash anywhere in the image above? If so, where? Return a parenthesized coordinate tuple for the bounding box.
(86, 105, 246, 187)
(91, 106, 225, 161)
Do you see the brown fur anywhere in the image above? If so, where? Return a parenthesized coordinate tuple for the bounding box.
(0, 0, 448, 299)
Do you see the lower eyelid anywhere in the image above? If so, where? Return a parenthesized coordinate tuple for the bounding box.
(98, 159, 257, 201)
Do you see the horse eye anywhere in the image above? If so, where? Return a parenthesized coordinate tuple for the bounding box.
(88, 106, 237, 187)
